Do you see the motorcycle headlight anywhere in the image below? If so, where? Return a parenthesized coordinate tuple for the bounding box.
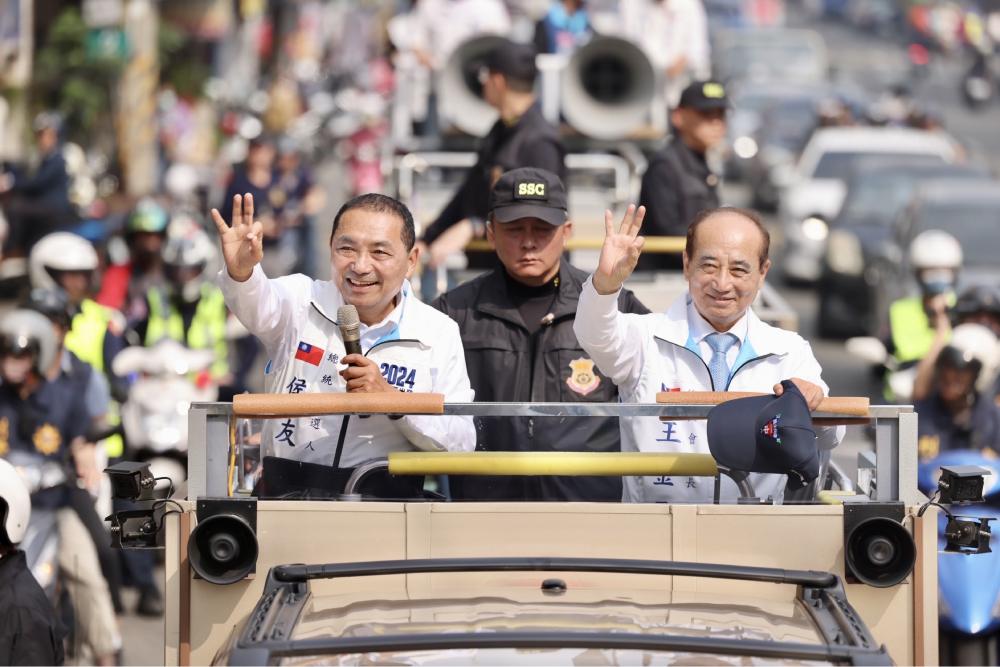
(150, 426, 181, 449)
(733, 136, 758, 159)
(826, 229, 865, 276)
(801, 216, 829, 241)
(142, 414, 182, 452)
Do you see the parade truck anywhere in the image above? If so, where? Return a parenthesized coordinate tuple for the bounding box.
(101, 390, 963, 666)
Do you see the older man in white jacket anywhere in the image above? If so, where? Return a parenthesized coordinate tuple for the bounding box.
(574, 205, 843, 503)
(212, 193, 475, 495)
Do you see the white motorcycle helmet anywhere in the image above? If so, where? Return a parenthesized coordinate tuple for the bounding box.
(939, 323, 1000, 395)
(0, 457, 31, 546)
(909, 230, 963, 269)
(0, 309, 59, 376)
(28, 231, 99, 290)
(909, 230, 962, 296)
(162, 224, 218, 305)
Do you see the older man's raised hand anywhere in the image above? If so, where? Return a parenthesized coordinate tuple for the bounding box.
(593, 204, 646, 295)
(211, 193, 264, 282)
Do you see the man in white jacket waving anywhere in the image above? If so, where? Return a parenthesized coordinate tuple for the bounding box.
(213, 192, 475, 498)
(574, 204, 843, 503)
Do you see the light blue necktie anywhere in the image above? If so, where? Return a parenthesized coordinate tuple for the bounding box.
(706, 332, 738, 391)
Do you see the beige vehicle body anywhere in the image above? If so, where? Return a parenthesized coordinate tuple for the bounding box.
(159, 399, 935, 666)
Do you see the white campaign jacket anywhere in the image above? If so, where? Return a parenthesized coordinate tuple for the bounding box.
(218, 266, 476, 467)
(574, 279, 844, 504)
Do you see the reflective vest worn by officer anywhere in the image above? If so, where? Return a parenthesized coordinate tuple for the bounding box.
(218, 266, 476, 467)
(883, 295, 955, 401)
(144, 283, 229, 378)
(887, 296, 944, 364)
(576, 286, 845, 503)
(63, 298, 126, 457)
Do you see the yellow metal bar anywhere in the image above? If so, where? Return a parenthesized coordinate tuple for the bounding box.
(387, 451, 718, 477)
(817, 490, 859, 505)
(465, 236, 687, 254)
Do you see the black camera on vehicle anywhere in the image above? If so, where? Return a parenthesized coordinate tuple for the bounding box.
(938, 465, 990, 505)
(107, 508, 164, 549)
(104, 461, 156, 501)
(944, 517, 993, 554)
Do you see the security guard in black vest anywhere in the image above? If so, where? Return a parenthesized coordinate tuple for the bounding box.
(432, 168, 649, 501)
(419, 39, 566, 271)
(637, 81, 728, 271)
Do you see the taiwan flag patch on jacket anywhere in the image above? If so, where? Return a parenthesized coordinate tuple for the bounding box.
(295, 342, 324, 366)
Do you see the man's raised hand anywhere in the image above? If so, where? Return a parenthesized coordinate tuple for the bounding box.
(593, 204, 646, 295)
(211, 194, 264, 282)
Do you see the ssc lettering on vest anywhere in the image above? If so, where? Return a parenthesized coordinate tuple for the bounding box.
(380, 363, 416, 392)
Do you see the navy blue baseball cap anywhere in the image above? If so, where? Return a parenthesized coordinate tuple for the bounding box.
(706, 380, 820, 490)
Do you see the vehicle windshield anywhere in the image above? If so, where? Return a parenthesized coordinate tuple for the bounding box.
(917, 202, 1000, 265)
(841, 173, 920, 223)
(812, 151, 943, 180)
(281, 586, 828, 665)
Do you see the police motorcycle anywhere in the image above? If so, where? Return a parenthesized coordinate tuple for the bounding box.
(5, 448, 66, 602)
(919, 450, 1000, 665)
(112, 339, 217, 492)
(961, 9, 1000, 109)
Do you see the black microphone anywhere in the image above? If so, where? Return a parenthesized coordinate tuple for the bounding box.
(337, 305, 362, 361)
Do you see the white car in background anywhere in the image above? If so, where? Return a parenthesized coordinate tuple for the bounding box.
(778, 127, 956, 282)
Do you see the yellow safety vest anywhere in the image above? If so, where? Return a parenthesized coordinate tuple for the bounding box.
(63, 299, 125, 457)
(65, 299, 117, 373)
(145, 283, 229, 378)
(888, 296, 938, 364)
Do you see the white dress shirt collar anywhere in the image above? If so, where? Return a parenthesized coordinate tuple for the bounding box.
(686, 295, 749, 347)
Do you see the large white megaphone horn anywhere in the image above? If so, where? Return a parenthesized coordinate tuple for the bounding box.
(561, 37, 655, 140)
(437, 35, 505, 137)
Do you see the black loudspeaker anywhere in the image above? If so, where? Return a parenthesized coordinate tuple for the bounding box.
(844, 501, 916, 588)
(188, 499, 258, 585)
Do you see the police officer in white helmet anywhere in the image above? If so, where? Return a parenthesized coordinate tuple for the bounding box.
(131, 221, 232, 388)
(29, 232, 129, 395)
(0, 310, 120, 664)
(0, 457, 68, 665)
(880, 230, 963, 402)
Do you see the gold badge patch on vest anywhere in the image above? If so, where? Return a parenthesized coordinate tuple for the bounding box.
(918, 434, 939, 461)
(566, 358, 600, 395)
(33, 424, 62, 456)
(0, 417, 8, 456)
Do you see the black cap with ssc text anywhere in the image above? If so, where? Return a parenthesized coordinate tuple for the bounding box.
(706, 380, 820, 489)
(677, 81, 730, 111)
(489, 167, 568, 227)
